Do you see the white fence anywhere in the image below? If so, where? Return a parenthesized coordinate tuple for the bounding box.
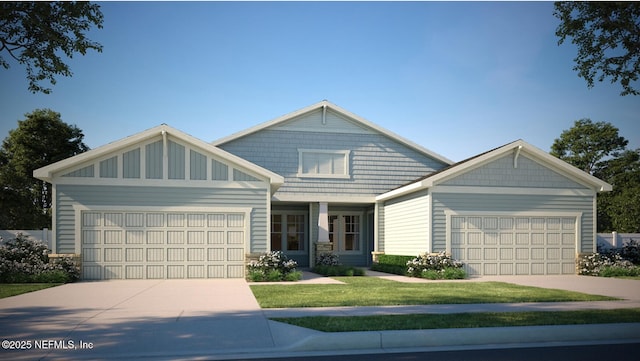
(597, 232, 640, 250)
(0, 229, 52, 250)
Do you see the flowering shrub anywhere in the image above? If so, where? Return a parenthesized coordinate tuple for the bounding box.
(578, 252, 638, 277)
(247, 251, 301, 282)
(0, 234, 80, 283)
(406, 252, 465, 279)
(315, 252, 340, 266)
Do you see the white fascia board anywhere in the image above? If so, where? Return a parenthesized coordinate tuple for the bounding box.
(33, 124, 170, 182)
(272, 193, 376, 204)
(33, 124, 285, 189)
(375, 180, 429, 202)
(212, 100, 454, 166)
(515, 140, 612, 192)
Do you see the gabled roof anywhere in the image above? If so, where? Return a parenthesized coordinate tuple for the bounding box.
(376, 139, 613, 201)
(33, 124, 285, 189)
(212, 100, 454, 166)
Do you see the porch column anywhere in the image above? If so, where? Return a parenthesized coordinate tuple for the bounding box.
(317, 202, 330, 242)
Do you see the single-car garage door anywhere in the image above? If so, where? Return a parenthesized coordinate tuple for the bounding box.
(450, 215, 577, 275)
(81, 210, 247, 280)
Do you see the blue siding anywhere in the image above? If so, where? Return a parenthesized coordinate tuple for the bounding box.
(55, 185, 269, 254)
(219, 129, 447, 197)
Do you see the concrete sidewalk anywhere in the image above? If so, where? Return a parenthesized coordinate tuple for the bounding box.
(0, 273, 639, 360)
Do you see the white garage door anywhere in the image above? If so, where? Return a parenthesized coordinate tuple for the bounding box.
(450, 215, 577, 275)
(81, 210, 247, 280)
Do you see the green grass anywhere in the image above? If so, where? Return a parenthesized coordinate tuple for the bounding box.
(272, 308, 640, 332)
(250, 277, 617, 308)
(0, 283, 61, 299)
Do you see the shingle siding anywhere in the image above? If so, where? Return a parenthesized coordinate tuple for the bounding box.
(442, 154, 586, 189)
(219, 129, 447, 197)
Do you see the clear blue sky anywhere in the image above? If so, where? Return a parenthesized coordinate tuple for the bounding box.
(1, 1, 638, 162)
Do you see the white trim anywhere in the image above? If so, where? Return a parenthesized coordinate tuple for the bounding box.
(272, 194, 376, 203)
(329, 211, 365, 254)
(51, 184, 57, 254)
(376, 140, 612, 202)
(53, 177, 268, 189)
(33, 124, 284, 189)
(73, 205, 253, 256)
(430, 185, 597, 196)
(297, 149, 351, 179)
(444, 211, 582, 274)
(212, 100, 454, 165)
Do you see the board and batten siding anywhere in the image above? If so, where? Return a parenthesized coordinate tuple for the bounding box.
(382, 189, 430, 256)
(219, 129, 446, 197)
(430, 193, 595, 253)
(54, 185, 269, 254)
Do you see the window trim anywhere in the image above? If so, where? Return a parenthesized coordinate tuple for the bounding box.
(270, 211, 308, 254)
(329, 212, 363, 254)
(297, 149, 351, 179)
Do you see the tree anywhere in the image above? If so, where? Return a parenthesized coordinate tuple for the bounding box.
(593, 149, 640, 233)
(554, 2, 640, 96)
(550, 119, 639, 232)
(550, 119, 628, 174)
(0, 1, 103, 94)
(0, 109, 89, 229)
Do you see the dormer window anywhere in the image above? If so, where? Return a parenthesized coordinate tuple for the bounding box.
(298, 149, 350, 179)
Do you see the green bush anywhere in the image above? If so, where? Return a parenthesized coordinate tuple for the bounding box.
(0, 234, 79, 283)
(371, 254, 413, 275)
(407, 252, 465, 279)
(312, 264, 365, 276)
(246, 251, 301, 282)
(600, 265, 640, 278)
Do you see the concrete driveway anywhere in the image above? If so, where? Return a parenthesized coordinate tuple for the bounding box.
(0, 279, 275, 360)
(1, 275, 639, 360)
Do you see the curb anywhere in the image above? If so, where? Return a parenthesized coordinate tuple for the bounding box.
(285, 323, 640, 352)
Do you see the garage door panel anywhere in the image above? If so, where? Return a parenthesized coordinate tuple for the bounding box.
(126, 265, 143, 279)
(81, 210, 247, 279)
(167, 265, 184, 278)
(147, 265, 164, 279)
(104, 265, 122, 279)
(451, 215, 577, 275)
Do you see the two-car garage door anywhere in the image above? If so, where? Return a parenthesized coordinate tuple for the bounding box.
(81, 210, 247, 280)
(450, 215, 577, 276)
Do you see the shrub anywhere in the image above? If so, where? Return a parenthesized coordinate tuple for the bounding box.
(247, 251, 301, 282)
(0, 234, 79, 283)
(371, 254, 413, 275)
(578, 252, 636, 276)
(316, 252, 340, 266)
(312, 264, 365, 276)
(621, 239, 640, 265)
(406, 252, 466, 280)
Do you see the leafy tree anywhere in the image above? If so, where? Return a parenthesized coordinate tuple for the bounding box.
(594, 149, 640, 233)
(0, 1, 103, 94)
(554, 2, 640, 96)
(551, 119, 639, 232)
(0, 109, 89, 229)
(550, 119, 628, 174)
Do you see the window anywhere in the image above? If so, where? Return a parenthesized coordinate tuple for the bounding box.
(329, 214, 361, 252)
(298, 149, 350, 178)
(271, 213, 307, 252)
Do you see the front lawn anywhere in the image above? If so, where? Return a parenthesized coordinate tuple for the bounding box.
(272, 308, 640, 332)
(250, 277, 617, 308)
(0, 283, 61, 299)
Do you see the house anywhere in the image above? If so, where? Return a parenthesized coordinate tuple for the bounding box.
(33, 101, 612, 279)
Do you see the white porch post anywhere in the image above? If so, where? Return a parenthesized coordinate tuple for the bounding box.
(317, 202, 330, 242)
